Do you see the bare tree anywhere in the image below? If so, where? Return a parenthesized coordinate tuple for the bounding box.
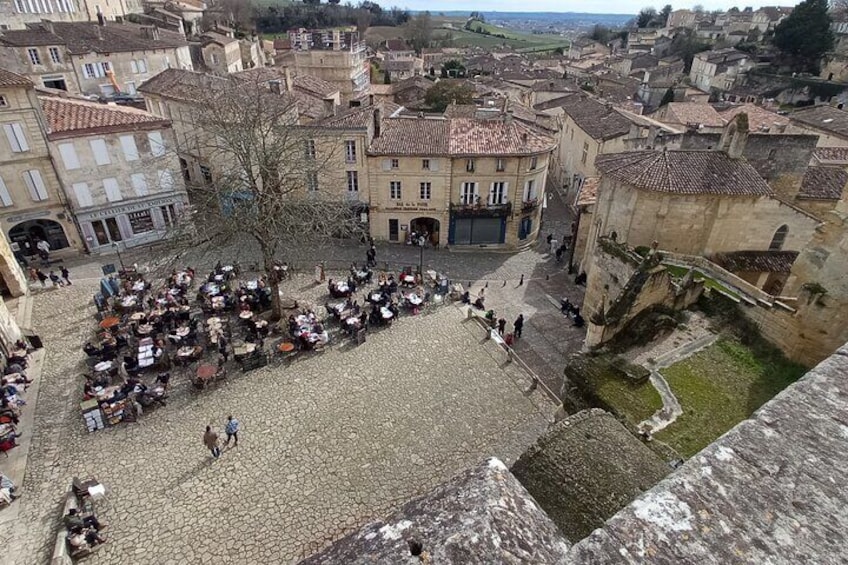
(162, 75, 366, 319)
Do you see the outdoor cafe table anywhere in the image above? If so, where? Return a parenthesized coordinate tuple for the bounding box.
(406, 293, 423, 306)
(99, 317, 121, 330)
(177, 345, 202, 361)
(130, 312, 147, 321)
(94, 361, 113, 373)
(131, 281, 145, 292)
(137, 324, 153, 335)
(278, 342, 295, 353)
(233, 343, 256, 357)
(120, 296, 137, 308)
(401, 274, 415, 285)
(238, 311, 254, 320)
(380, 307, 394, 320)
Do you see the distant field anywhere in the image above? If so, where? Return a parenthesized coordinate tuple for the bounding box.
(365, 25, 409, 45)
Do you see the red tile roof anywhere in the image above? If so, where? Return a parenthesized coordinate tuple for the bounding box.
(576, 178, 600, 206)
(711, 250, 799, 273)
(656, 102, 726, 128)
(798, 166, 847, 200)
(720, 104, 789, 132)
(39, 95, 168, 136)
(595, 150, 773, 196)
(813, 146, 848, 163)
(0, 69, 32, 87)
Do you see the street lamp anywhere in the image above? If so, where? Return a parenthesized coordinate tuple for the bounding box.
(112, 241, 125, 272)
(418, 235, 425, 276)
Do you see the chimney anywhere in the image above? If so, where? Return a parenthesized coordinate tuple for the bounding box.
(718, 113, 749, 159)
(504, 111, 513, 124)
(268, 80, 282, 95)
(283, 66, 293, 92)
(373, 107, 382, 138)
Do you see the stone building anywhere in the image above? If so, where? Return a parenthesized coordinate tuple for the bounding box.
(652, 102, 727, 133)
(0, 69, 81, 256)
(39, 94, 187, 251)
(689, 48, 753, 94)
(0, 21, 192, 97)
(788, 104, 848, 147)
(366, 113, 556, 248)
(195, 31, 242, 74)
(581, 120, 821, 288)
(281, 28, 369, 106)
(0, 0, 142, 30)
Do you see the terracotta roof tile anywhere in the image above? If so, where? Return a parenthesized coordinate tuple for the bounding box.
(559, 95, 632, 141)
(0, 69, 32, 87)
(657, 102, 726, 128)
(798, 166, 847, 200)
(293, 74, 339, 98)
(1, 21, 187, 54)
(40, 95, 167, 135)
(720, 104, 789, 132)
(595, 150, 773, 196)
(576, 177, 600, 206)
(813, 146, 848, 163)
(369, 118, 450, 155)
(448, 118, 555, 156)
(319, 103, 401, 129)
(711, 250, 799, 273)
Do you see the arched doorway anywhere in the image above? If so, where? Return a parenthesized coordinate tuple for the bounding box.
(9, 219, 70, 256)
(410, 217, 440, 246)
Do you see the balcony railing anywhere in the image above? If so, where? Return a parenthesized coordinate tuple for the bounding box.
(450, 202, 512, 217)
(521, 198, 540, 212)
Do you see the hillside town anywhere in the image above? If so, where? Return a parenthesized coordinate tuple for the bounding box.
(0, 0, 847, 563)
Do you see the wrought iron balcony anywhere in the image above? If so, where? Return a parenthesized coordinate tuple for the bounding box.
(521, 198, 540, 212)
(450, 201, 512, 217)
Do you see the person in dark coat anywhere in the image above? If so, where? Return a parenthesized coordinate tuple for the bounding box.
(513, 314, 525, 339)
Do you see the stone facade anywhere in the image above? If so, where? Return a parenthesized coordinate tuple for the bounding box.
(0, 71, 82, 255)
(42, 96, 188, 251)
(284, 34, 369, 106)
(0, 225, 27, 297)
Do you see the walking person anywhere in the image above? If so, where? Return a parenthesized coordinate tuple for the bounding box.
(218, 335, 229, 363)
(513, 314, 525, 339)
(60, 265, 72, 285)
(36, 239, 50, 265)
(497, 317, 506, 336)
(48, 270, 63, 287)
(203, 425, 221, 459)
(224, 415, 239, 447)
(35, 269, 48, 288)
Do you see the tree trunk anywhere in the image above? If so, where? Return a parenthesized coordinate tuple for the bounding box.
(260, 243, 283, 322)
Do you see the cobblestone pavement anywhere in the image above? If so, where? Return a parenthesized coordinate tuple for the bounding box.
(4, 273, 556, 563)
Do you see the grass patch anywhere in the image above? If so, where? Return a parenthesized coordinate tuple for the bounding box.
(593, 373, 664, 425)
(664, 264, 741, 300)
(655, 337, 806, 458)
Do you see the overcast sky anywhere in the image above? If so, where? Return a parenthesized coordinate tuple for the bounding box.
(394, 1, 795, 15)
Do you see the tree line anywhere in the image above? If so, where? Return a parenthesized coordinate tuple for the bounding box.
(255, 1, 411, 34)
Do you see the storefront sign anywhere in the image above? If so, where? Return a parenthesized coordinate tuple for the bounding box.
(384, 203, 437, 212)
(5, 210, 52, 223)
(76, 196, 185, 221)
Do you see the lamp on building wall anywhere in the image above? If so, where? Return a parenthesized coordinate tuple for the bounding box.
(112, 241, 126, 272)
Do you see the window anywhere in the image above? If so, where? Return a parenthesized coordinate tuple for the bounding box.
(466, 159, 475, 173)
(148, 131, 165, 156)
(3, 123, 29, 152)
(42, 76, 67, 90)
(496, 158, 505, 172)
(99, 61, 111, 75)
(161, 204, 177, 227)
(305, 139, 316, 159)
(345, 140, 356, 163)
(346, 170, 358, 192)
(419, 182, 431, 200)
(125, 81, 136, 95)
(82, 63, 96, 78)
(460, 182, 477, 205)
(391, 158, 399, 169)
(131, 173, 148, 196)
(71, 182, 93, 207)
(130, 60, 138, 73)
(158, 169, 175, 191)
(88, 139, 110, 165)
(388, 218, 399, 241)
(102, 177, 122, 202)
(210, 53, 219, 66)
(422, 159, 430, 170)
(0, 175, 13, 207)
(119, 135, 139, 161)
(390, 181, 402, 199)
(529, 156, 538, 170)
(27, 48, 41, 65)
(489, 182, 506, 205)
(0, 95, 6, 107)
(769, 225, 788, 251)
(22, 169, 48, 201)
(518, 217, 532, 241)
(199, 165, 213, 185)
(581, 142, 589, 165)
(524, 179, 536, 201)
(137, 59, 147, 73)
(48, 46, 61, 64)
(58, 143, 80, 170)
(128, 210, 154, 234)
(306, 171, 318, 192)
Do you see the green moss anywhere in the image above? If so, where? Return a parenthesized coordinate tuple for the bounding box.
(654, 337, 806, 458)
(664, 264, 740, 300)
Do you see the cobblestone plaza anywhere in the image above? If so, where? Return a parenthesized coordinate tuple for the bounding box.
(4, 272, 560, 563)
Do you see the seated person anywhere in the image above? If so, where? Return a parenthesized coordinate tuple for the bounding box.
(573, 313, 585, 328)
(64, 508, 103, 531)
(155, 372, 171, 390)
(0, 397, 20, 424)
(83, 381, 96, 401)
(66, 526, 106, 552)
(0, 473, 18, 504)
(484, 309, 495, 321)
(460, 291, 471, 304)
(314, 324, 329, 345)
(83, 342, 100, 358)
(358, 311, 368, 328)
(473, 296, 485, 309)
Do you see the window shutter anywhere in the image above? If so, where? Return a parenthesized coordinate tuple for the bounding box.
(131, 173, 148, 196)
(382, 159, 391, 171)
(90, 138, 111, 165)
(58, 142, 80, 170)
(71, 182, 92, 207)
(430, 159, 439, 172)
(102, 177, 122, 202)
(0, 175, 12, 207)
(23, 169, 48, 201)
(130, 60, 138, 74)
(4, 123, 28, 152)
(11, 123, 28, 151)
(148, 131, 165, 156)
(119, 135, 139, 161)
